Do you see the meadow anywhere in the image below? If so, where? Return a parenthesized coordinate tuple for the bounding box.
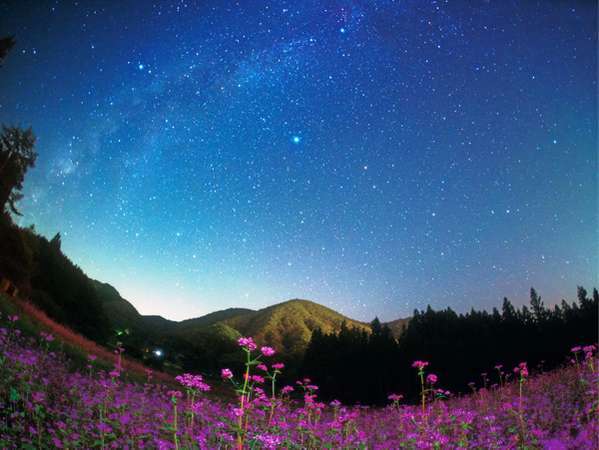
(1, 312, 597, 449)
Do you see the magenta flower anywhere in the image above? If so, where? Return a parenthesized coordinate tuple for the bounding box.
(32, 391, 45, 403)
(388, 393, 403, 402)
(281, 385, 294, 394)
(272, 362, 285, 370)
(167, 390, 182, 399)
(175, 373, 211, 392)
(40, 331, 55, 342)
(221, 368, 233, 379)
(515, 362, 528, 378)
(426, 373, 438, 384)
(412, 360, 429, 370)
(571, 346, 582, 353)
(237, 336, 257, 351)
(261, 346, 276, 357)
(257, 363, 268, 371)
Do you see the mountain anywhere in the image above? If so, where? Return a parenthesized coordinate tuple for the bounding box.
(384, 317, 410, 339)
(177, 308, 255, 331)
(92, 281, 377, 354)
(220, 299, 371, 354)
(93, 280, 141, 330)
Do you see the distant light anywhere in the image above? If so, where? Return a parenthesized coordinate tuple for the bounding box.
(340, 27, 346, 34)
(138, 63, 145, 70)
(292, 135, 301, 144)
(153, 349, 163, 357)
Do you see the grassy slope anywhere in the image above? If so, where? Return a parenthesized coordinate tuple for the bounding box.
(92, 280, 379, 354)
(30, 271, 410, 356)
(0, 293, 172, 383)
(223, 299, 371, 354)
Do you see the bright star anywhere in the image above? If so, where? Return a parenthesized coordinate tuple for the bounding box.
(138, 63, 145, 70)
(292, 136, 301, 144)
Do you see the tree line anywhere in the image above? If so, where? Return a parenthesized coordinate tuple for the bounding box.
(302, 287, 598, 405)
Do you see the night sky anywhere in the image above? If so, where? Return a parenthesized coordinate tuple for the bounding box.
(0, 1, 596, 321)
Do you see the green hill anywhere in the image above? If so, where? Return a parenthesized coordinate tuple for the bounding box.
(220, 299, 371, 354)
(177, 308, 255, 331)
(91, 280, 373, 356)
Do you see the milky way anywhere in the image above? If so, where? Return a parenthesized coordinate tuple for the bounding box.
(0, 1, 596, 320)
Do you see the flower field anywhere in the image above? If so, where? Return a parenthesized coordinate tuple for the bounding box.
(1, 313, 597, 449)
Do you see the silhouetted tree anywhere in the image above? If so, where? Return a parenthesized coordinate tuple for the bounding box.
(0, 36, 15, 65)
(0, 37, 37, 216)
(302, 287, 598, 405)
(0, 126, 37, 215)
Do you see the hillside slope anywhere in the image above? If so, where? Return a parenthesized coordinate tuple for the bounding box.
(222, 299, 371, 354)
(92, 280, 377, 355)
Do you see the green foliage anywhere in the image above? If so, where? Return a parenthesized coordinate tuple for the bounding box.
(222, 299, 370, 355)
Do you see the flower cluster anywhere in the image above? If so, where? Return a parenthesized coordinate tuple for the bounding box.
(412, 360, 429, 370)
(237, 336, 257, 351)
(514, 362, 528, 378)
(0, 313, 597, 449)
(175, 373, 211, 392)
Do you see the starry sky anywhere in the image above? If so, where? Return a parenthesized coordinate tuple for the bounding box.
(0, 0, 596, 321)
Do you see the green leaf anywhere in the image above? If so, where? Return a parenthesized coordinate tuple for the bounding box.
(9, 387, 20, 402)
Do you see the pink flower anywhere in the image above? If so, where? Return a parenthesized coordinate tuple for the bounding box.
(515, 362, 528, 378)
(261, 346, 276, 357)
(412, 360, 429, 370)
(257, 363, 268, 371)
(583, 344, 596, 355)
(237, 337, 257, 351)
(168, 390, 183, 399)
(272, 362, 285, 370)
(32, 391, 45, 403)
(88, 354, 97, 362)
(251, 375, 265, 384)
(281, 385, 294, 394)
(40, 331, 55, 342)
(221, 368, 233, 379)
(426, 374, 438, 384)
(175, 373, 211, 392)
(388, 393, 403, 402)
(571, 346, 582, 353)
